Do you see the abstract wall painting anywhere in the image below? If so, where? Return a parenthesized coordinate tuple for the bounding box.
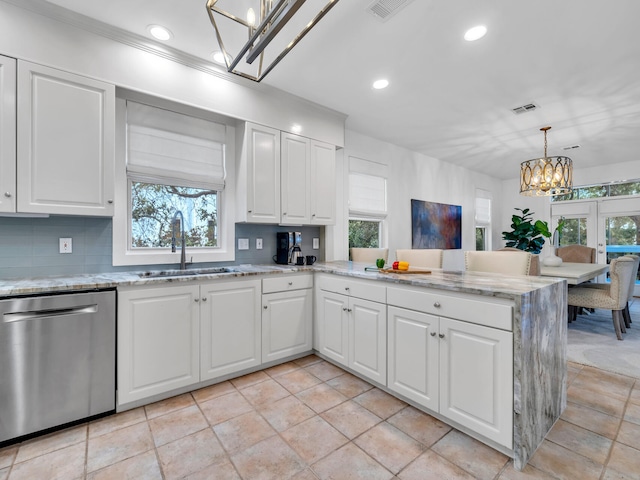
(411, 199, 462, 249)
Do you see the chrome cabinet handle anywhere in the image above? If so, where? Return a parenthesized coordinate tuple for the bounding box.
(288, 282, 293, 286)
(4, 192, 11, 198)
(345, 287, 350, 291)
(439, 333, 445, 339)
(107, 199, 113, 204)
(194, 298, 200, 303)
(433, 302, 441, 308)
(347, 308, 352, 312)
(202, 297, 207, 302)
(342, 307, 348, 311)
(264, 305, 268, 309)
(430, 331, 436, 337)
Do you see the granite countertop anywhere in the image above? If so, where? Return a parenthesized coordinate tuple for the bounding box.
(0, 261, 564, 299)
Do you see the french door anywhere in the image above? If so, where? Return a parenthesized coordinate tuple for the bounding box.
(551, 198, 640, 296)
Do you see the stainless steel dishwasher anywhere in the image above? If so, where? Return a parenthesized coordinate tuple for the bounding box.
(0, 289, 115, 443)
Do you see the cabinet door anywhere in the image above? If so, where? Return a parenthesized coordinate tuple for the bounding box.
(309, 140, 336, 225)
(0, 55, 16, 213)
(245, 123, 280, 223)
(349, 297, 387, 384)
(439, 317, 513, 449)
(17, 61, 115, 216)
(387, 306, 439, 410)
(200, 279, 262, 381)
(262, 288, 312, 363)
(117, 285, 200, 405)
(316, 290, 349, 367)
(280, 132, 310, 224)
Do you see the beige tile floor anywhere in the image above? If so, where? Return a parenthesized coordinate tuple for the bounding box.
(1, 354, 639, 480)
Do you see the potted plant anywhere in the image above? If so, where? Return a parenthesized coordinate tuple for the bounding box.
(502, 208, 551, 254)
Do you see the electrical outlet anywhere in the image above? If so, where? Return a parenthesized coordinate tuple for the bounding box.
(313, 238, 320, 249)
(238, 238, 249, 250)
(59, 238, 72, 254)
(256, 238, 263, 250)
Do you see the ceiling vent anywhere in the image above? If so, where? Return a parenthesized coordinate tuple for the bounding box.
(366, 0, 416, 22)
(562, 144, 581, 151)
(511, 103, 539, 115)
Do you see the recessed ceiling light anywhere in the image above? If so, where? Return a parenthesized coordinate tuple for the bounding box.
(372, 79, 389, 90)
(464, 25, 487, 41)
(212, 51, 228, 65)
(148, 25, 173, 41)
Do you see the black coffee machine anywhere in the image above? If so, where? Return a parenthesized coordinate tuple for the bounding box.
(275, 232, 302, 265)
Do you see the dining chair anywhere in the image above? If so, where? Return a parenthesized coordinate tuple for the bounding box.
(395, 249, 443, 268)
(567, 256, 636, 340)
(350, 247, 389, 264)
(556, 245, 596, 263)
(464, 251, 532, 276)
(498, 247, 540, 276)
(582, 254, 639, 328)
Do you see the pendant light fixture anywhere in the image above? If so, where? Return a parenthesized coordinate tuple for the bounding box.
(206, 0, 341, 82)
(520, 126, 573, 196)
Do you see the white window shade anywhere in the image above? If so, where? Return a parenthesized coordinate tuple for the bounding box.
(126, 101, 226, 190)
(349, 172, 387, 216)
(475, 197, 491, 225)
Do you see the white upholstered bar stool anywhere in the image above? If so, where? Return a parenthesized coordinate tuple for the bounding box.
(395, 249, 443, 268)
(350, 247, 389, 264)
(464, 251, 532, 276)
(567, 256, 636, 340)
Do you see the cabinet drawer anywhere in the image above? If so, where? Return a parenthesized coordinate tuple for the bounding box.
(316, 275, 386, 303)
(263, 274, 313, 293)
(387, 286, 512, 331)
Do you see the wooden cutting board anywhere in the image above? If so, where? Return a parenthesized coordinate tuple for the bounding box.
(378, 268, 431, 274)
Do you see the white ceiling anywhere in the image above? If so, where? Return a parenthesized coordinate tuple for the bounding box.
(39, 0, 640, 180)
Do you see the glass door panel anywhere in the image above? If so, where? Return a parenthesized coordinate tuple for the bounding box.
(603, 215, 639, 295)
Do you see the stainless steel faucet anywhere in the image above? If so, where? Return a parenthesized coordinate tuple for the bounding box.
(171, 210, 187, 270)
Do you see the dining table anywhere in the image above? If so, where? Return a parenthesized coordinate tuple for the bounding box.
(539, 262, 609, 285)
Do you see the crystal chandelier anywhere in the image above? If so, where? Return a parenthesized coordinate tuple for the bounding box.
(520, 126, 573, 196)
(206, 0, 340, 82)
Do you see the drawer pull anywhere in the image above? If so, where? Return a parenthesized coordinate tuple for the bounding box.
(430, 331, 436, 337)
(342, 307, 348, 312)
(288, 282, 293, 286)
(194, 298, 200, 303)
(4, 192, 11, 198)
(345, 287, 350, 291)
(439, 333, 445, 339)
(264, 305, 268, 309)
(202, 297, 207, 302)
(433, 302, 441, 308)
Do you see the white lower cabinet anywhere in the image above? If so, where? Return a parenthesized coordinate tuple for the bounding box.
(262, 289, 313, 363)
(200, 279, 262, 381)
(118, 278, 261, 405)
(117, 284, 200, 405)
(387, 287, 514, 449)
(315, 275, 387, 385)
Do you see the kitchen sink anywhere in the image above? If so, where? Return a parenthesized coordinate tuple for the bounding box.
(138, 267, 239, 278)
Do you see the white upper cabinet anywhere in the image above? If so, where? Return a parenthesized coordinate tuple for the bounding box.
(281, 132, 311, 224)
(237, 123, 336, 225)
(16, 61, 115, 216)
(309, 140, 336, 225)
(0, 55, 16, 213)
(237, 122, 281, 223)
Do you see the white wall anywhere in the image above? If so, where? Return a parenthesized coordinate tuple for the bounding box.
(327, 130, 504, 271)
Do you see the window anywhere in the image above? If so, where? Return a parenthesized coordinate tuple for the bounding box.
(348, 157, 387, 250)
(475, 190, 492, 251)
(552, 179, 640, 202)
(113, 95, 236, 266)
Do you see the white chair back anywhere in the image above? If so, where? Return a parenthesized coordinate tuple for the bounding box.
(350, 248, 389, 264)
(465, 251, 532, 276)
(395, 249, 443, 268)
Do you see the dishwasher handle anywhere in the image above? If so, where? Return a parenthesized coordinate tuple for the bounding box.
(3, 304, 98, 323)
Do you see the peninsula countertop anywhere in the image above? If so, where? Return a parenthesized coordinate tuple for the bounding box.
(0, 260, 564, 298)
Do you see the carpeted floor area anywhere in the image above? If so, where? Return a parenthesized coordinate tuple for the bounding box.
(567, 299, 640, 379)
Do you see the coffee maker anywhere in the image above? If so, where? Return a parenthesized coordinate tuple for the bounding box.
(275, 231, 302, 265)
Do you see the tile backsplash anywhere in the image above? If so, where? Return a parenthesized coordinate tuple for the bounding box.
(0, 216, 323, 280)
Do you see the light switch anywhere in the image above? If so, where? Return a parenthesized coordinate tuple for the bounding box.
(59, 238, 72, 254)
(238, 238, 249, 250)
(313, 238, 320, 249)
(256, 238, 263, 250)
